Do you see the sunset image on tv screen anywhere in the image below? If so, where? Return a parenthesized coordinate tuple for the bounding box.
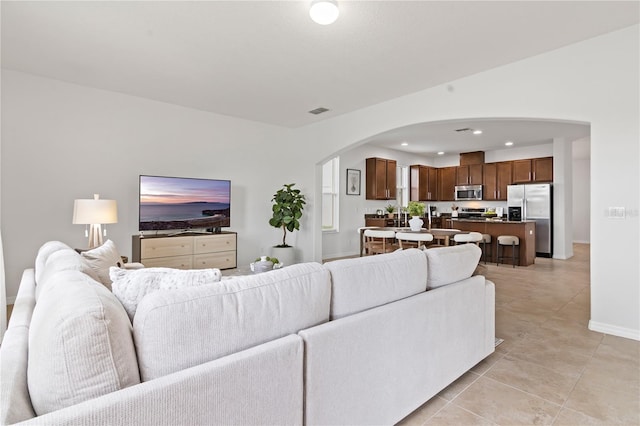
(139, 175, 230, 231)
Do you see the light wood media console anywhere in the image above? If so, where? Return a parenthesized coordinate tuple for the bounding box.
(132, 232, 237, 270)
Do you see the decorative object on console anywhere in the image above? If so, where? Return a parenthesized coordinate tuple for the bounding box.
(250, 256, 283, 273)
(451, 203, 459, 218)
(407, 201, 425, 231)
(72, 194, 118, 248)
(269, 183, 306, 266)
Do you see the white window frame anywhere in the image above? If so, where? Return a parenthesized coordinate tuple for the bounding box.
(397, 165, 409, 211)
(322, 157, 340, 232)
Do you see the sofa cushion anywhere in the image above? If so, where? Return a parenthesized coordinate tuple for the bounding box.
(80, 239, 124, 290)
(133, 262, 331, 381)
(424, 244, 482, 289)
(324, 248, 428, 320)
(28, 270, 140, 416)
(110, 266, 222, 320)
(34, 241, 73, 285)
(35, 249, 100, 301)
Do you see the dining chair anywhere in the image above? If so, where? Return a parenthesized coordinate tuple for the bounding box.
(394, 232, 434, 249)
(363, 229, 398, 255)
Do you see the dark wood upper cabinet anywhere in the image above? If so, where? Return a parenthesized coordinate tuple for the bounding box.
(410, 165, 438, 201)
(483, 161, 512, 201)
(456, 164, 483, 185)
(438, 167, 457, 201)
(513, 157, 553, 183)
(366, 157, 397, 200)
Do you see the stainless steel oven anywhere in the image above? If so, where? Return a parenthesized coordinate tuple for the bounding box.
(455, 185, 483, 201)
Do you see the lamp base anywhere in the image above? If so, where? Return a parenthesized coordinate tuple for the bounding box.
(87, 224, 104, 249)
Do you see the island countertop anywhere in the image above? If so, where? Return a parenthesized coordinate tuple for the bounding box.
(452, 219, 536, 266)
(451, 218, 537, 224)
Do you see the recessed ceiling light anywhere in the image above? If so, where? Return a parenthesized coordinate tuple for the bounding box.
(401, 142, 408, 146)
(437, 151, 445, 155)
(505, 141, 514, 146)
(472, 129, 483, 135)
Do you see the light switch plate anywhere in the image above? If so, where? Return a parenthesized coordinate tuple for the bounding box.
(607, 207, 626, 219)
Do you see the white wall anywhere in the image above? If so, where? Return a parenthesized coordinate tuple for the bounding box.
(572, 139, 590, 243)
(0, 71, 317, 301)
(301, 26, 639, 340)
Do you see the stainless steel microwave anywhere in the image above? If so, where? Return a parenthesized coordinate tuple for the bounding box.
(455, 185, 483, 201)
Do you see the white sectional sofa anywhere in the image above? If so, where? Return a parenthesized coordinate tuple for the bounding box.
(1, 241, 494, 425)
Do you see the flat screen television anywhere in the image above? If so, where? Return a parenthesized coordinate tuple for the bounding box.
(139, 175, 230, 233)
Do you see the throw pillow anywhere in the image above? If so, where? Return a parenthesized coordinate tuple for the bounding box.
(110, 267, 222, 320)
(34, 241, 73, 285)
(80, 239, 123, 290)
(424, 244, 482, 289)
(36, 249, 100, 301)
(28, 270, 140, 416)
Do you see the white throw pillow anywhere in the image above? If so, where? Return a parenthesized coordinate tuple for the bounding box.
(28, 270, 140, 416)
(34, 241, 73, 285)
(36, 249, 100, 301)
(81, 240, 124, 290)
(110, 267, 222, 320)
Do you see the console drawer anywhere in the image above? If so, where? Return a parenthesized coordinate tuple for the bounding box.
(141, 236, 193, 259)
(194, 234, 236, 254)
(194, 251, 237, 269)
(141, 255, 193, 270)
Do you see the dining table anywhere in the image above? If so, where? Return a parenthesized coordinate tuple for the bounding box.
(358, 227, 468, 257)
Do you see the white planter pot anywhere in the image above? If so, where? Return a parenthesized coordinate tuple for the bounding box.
(270, 246, 296, 267)
(409, 216, 424, 231)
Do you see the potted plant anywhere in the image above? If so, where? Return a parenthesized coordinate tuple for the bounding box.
(407, 201, 425, 231)
(385, 203, 396, 218)
(269, 183, 306, 265)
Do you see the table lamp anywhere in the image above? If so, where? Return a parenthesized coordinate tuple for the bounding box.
(72, 194, 118, 248)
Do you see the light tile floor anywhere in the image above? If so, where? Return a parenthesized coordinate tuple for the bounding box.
(397, 243, 640, 425)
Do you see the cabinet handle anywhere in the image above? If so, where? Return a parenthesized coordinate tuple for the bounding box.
(494, 190, 496, 199)
(533, 172, 536, 181)
(528, 172, 531, 181)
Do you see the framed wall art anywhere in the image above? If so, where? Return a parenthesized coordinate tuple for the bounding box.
(346, 169, 361, 195)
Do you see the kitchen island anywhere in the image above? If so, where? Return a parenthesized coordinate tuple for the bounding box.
(451, 219, 536, 266)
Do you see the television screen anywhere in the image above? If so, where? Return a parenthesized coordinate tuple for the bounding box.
(139, 175, 230, 232)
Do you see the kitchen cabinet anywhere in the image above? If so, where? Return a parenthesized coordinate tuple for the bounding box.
(484, 161, 513, 201)
(410, 165, 438, 201)
(456, 164, 483, 185)
(513, 157, 553, 183)
(438, 167, 457, 201)
(366, 157, 397, 200)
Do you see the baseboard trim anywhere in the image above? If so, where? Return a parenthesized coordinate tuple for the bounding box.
(6, 296, 16, 305)
(573, 240, 590, 244)
(589, 320, 640, 341)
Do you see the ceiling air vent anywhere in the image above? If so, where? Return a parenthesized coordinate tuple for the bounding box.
(309, 107, 329, 115)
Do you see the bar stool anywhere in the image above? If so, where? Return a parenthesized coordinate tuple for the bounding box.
(453, 232, 483, 245)
(395, 232, 434, 249)
(497, 235, 519, 268)
(481, 234, 492, 264)
(363, 229, 398, 255)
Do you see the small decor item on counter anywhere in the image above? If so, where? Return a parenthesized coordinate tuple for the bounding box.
(376, 209, 384, 216)
(451, 204, 459, 218)
(385, 204, 396, 218)
(250, 256, 282, 273)
(407, 201, 425, 231)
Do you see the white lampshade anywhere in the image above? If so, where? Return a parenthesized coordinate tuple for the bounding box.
(72, 194, 118, 225)
(310, 0, 339, 25)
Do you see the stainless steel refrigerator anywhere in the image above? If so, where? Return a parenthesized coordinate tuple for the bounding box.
(507, 183, 553, 258)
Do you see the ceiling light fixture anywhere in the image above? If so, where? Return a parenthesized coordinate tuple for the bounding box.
(505, 141, 514, 146)
(309, 0, 339, 25)
(472, 129, 483, 135)
(437, 151, 445, 155)
(401, 142, 408, 146)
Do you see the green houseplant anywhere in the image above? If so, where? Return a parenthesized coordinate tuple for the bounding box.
(269, 183, 306, 247)
(407, 201, 425, 231)
(407, 201, 425, 217)
(385, 203, 396, 218)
